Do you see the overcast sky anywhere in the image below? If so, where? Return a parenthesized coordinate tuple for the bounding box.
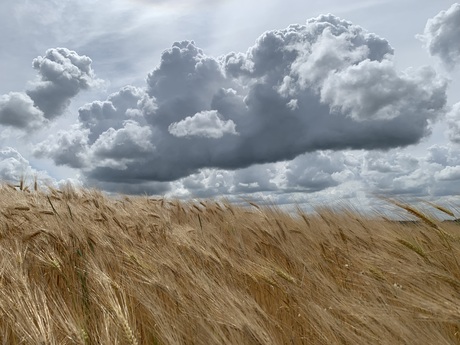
(1, 0, 460, 213)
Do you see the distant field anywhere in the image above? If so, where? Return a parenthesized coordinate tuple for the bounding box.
(0, 183, 459, 344)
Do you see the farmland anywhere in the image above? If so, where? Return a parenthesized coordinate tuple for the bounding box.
(0, 184, 459, 344)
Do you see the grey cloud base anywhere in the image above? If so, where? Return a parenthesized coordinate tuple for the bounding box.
(35, 14, 448, 192)
(0, 92, 46, 131)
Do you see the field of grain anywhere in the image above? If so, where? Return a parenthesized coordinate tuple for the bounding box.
(0, 183, 459, 344)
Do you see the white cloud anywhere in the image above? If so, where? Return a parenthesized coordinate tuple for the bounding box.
(436, 165, 460, 181)
(0, 48, 100, 131)
(169, 110, 238, 138)
(321, 61, 446, 121)
(78, 86, 148, 143)
(90, 120, 155, 170)
(419, 3, 460, 70)
(0, 147, 54, 186)
(26, 48, 101, 120)
(34, 125, 90, 168)
(447, 102, 460, 143)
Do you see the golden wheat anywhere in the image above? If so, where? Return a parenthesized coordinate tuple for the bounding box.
(0, 183, 458, 344)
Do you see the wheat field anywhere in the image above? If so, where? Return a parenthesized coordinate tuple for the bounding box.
(0, 183, 459, 344)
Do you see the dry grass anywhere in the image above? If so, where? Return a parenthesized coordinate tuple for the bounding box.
(0, 183, 459, 344)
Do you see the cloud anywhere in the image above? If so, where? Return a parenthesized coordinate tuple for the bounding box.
(89, 120, 155, 170)
(167, 163, 281, 200)
(359, 145, 460, 198)
(0, 92, 46, 130)
(0, 147, 53, 185)
(83, 178, 171, 195)
(164, 143, 460, 205)
(36, 14, 448, 192)
(78, 85, 149, 142)
(419, 3, 460, 69)
(26, 48, 100, 119)
(70, 137, 457, 206)
(232, 165, 278, 194)
(0, 48, 99, 131)
(284, 152, 348, 192)
(447, 102, 460, 143)
(0, 147, 34, 182)
(362, 151, 428, 196)
(321, 61, 446, 122)
(436, 165, 460, 181)
(169, 110, 237, 138)
(34, 125, 90, 168)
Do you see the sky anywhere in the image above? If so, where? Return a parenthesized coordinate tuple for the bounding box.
(1, 0, 460, 213)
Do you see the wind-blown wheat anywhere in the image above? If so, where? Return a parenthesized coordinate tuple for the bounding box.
(0, 184, 458, 344)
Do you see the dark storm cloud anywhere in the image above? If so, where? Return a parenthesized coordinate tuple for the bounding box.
(0, 48, 99, 130)
(419, 3, 460, 70)
(36, 15, 448, 192)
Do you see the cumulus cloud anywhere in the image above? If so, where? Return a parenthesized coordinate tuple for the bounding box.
(169, 110, 237, 138)
(321, 62, 445, 122)
(436, 165, 460, 181)
(27, 48, 99, 119)
(232, 165, 278, 194)
(447, 102, 460, 143)
(78, 85, 148, 142)
(419, 3, 460, 69)
(34, 125, 90, 168)
(0, 147, 34, 182)
(0, 92, 46, 130)
(362, 151, 428, 196)
(284, 152, 348, 192)
(357, 144, 460, 198)
(90, 120, 155, 170)
(164, 143, 460, 206)
(0, 48, 99, 131)
(36, 14, 448, 193)
(426, 144, 460, 167)
(0, 147, 53, 185)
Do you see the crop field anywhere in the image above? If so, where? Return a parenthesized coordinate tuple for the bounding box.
(0, 183, 459, 344)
